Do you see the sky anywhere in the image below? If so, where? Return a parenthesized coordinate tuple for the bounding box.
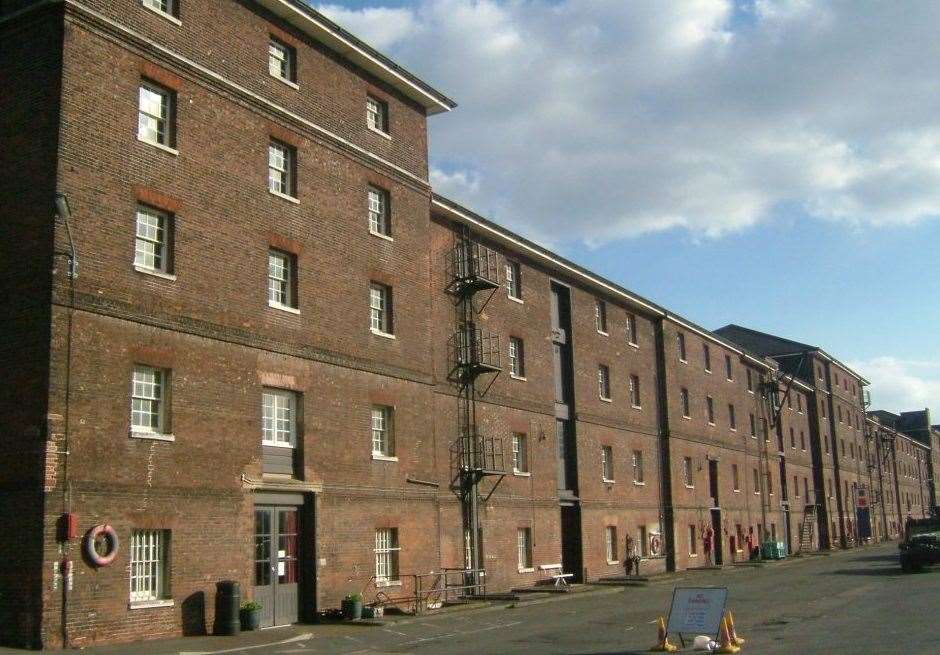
(315, 0, 940, 420)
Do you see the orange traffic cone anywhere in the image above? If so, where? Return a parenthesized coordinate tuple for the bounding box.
(650, 616, 679, 653)
(726, 610, 745, 646)
(716, 616, 741, 654)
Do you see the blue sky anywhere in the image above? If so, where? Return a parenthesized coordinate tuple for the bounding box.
(316, 1, 940, 416)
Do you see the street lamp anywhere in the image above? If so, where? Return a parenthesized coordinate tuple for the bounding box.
(54, 192, 77, 278)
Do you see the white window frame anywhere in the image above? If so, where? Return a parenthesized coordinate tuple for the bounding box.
(131, 365, 169, 438)
(129, 529, 169, 604)
(268, 140, 295, 199)
(369, 282, 393, 336)
(508, 337, 525, 379)
(368, 186, 391, 237)
(683, 456, 694, 488)
(142, 0, 177, 20)
(602, 445, 614, 482)
(605, 526, 618, 564)
(268, 37, 296, 84)
(371, 405, 395, 459)
(512, 432, 528, 474)
(728, 403, 736, 431)
(374, 528, 400, 585)
(598, 364, 611, 401)
(517, 528, 533, 572)
(505, 260, 522, 301)
(689, 525, 698, 556)
(366, 96, 389, 135)
(677, 332, 687, 362)
(732, 464, 740, 492)
(137, 82, 174, 150)
(725, 354, 733, 381)
(629, 374, 641, 408)
(706, 396, 715, 425)
(703, 344, 711, 373)
(626, 313, 638, 346)
(267, 249, 296, 311)
(681, 388, 691, 418)
(632, 449, 644, 484)
(262, 388, 297, 448)
(595, 299, 608, 334)
(134, 205, 171, 274)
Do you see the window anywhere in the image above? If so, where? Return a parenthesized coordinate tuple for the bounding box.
(366, 96, 389, 134)
(629, 374, 641, 408)
(142, 0, 176, 18)
(725, 354, 733, 380)
(602, 445, 614, 481)
(606, 526, 618, 563)
(753, 468, 760, 494)
(268, 37, 296, 83)
(262, 389, 296, 447)
(505, 260, 522, 300)
(703, 344, 711, 372)
(371, 405, 394, 458)
(267, 249, 296, 310)
(375, 528, 400, 584)
(728, 403, 736, 430)
(517, 528, 533, 570)
(509, 337, 525, 378)
(683, 456, 693, 487)
(598, 364, 611, 400)
(131, 365, 167, 434)
(821, 400, 827, 418)
(767, 473, 774, 495)
(134, 205, 172, 273)
(268, 140, 296, 198)
(369, 282, 393, 335)
(818, 365, 824, 380)
(838, 406, 843, 423)
(129, 529, 169, 603)
(706, 396, 715, 424)
(787, 392, 792, 409)
(138, 82, 175, 149)
(749, 413, 756, 438)
(800, 431, 806, 451)
(793, 475, 799, 497)
(732, 464, 740, 491)
(367, 186, 390, 237)
(681, 388, 691, 418)
(825, 434, 830, 453)
(632, 450, 644, 484)
(512, 433, 528, 473)
(803, 477, 809, 500)
(639, 525, 648, 557)
(790, 427, 796, 449)
(797, 394, 803, 413)
(735, 524, 744, 551)
(677, 332, 687, 361)
(746, 368, 754, 392)
(595, 299, 608, 334)
(626, 313, 638, 346)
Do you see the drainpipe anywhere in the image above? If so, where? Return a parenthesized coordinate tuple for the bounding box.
(653, 318, 676, 572)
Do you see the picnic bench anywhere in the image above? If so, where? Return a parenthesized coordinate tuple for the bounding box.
(538, 563, 574, 588)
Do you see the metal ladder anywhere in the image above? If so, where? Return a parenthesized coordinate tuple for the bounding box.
(797, 504, 817, 554)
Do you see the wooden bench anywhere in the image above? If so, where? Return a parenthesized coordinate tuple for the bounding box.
(538, 563, 574, 588)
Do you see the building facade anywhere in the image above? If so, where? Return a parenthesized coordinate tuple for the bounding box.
(1, 0, 939, 649)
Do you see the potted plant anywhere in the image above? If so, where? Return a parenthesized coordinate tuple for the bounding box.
(341, 593, 363, 620)
(240, 600, 262, 631)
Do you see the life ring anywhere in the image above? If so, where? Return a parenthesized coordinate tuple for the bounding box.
(85, 524, 119, 567)
(649, 534, 662, 556)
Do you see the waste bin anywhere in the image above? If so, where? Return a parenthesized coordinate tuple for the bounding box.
(215, 580, 241, 636)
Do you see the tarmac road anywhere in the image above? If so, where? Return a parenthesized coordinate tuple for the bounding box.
(4, 542, 935, 654)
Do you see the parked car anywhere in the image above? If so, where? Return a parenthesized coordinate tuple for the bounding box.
(899, 517, 940, 573)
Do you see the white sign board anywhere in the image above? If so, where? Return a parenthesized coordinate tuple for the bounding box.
(666, 587, 728, 636)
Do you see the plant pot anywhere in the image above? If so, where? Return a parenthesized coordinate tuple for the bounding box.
(341, 599, 363, 620)
(240, 608, 261, 631)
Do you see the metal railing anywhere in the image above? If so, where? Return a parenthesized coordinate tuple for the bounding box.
(451, 427, 506, 474)
(445, 241, 500, 292)
(356, 568, 486, 615)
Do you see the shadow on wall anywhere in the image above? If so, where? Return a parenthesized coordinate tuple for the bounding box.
(181, 592, 206, 636)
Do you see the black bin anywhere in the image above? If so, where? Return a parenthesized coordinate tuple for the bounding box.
(214, 580, 241, 636)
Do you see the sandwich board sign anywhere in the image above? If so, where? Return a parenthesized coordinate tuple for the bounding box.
(666, 587, 728, 640)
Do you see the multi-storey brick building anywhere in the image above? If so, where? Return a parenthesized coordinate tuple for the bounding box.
(2, 0, 939, 650)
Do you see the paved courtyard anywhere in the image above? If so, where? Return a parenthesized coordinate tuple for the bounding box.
(5, 542, 936, 654)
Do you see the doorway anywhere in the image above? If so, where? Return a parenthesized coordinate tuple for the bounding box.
(254, 507, 300, 627)
(710, 509, 723, 566)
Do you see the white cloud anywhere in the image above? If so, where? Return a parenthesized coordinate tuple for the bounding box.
(318, 0, 940, 244)
(849, 357, 940, 419)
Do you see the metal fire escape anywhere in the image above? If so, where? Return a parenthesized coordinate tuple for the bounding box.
(445, 226, 506, 589)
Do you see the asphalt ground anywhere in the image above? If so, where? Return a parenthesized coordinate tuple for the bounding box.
(4, 542, 935, 654)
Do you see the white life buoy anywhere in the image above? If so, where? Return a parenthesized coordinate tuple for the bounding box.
(649, 533, 662, 556)
(85, 524, 119, 567)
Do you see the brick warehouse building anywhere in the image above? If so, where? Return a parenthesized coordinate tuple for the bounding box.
(2, 0, 940, 649)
